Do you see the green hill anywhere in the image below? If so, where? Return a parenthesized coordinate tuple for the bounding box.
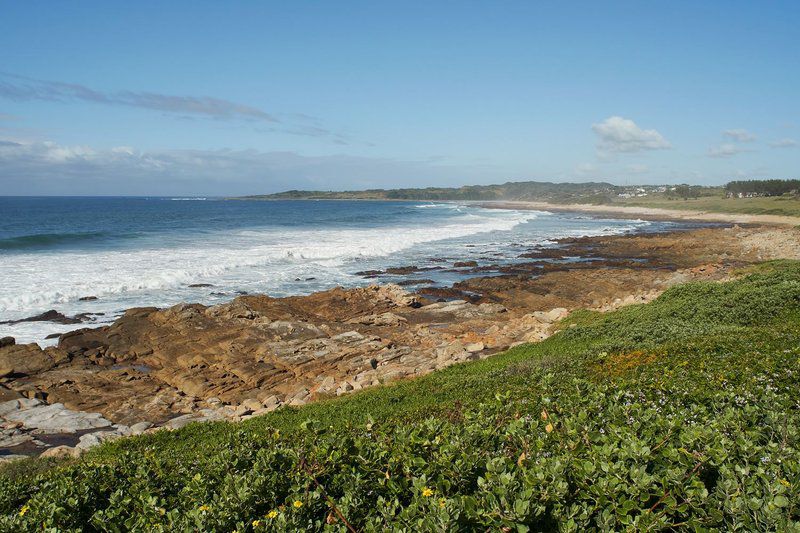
(2, 261, 800, 531)
(236, 181, 621, 204)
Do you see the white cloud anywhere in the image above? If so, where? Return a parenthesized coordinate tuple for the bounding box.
(707, 143, 751, 158)
(591, 116, 671, 154)
(0, 73, 349, 142)
(769, 138, 798, 148)
(722, 129, 756, 142)
(0, 138, 499, 195)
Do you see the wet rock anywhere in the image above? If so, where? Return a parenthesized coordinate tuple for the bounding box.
(79, 296, 98, 301)
(454, 260, 478, 268)
(385, 265, 422, 275)
(0, 309, 84, 325)
(354, 270, 383, 277)
(0, 337, 14, 348)
(188, 283, 214, 288)
(397, 279, 435, 286)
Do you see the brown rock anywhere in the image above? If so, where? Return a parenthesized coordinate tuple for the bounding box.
(0, 343, 56, 378)
(3, 225, 789, 434)
(40, 445, 80, 459)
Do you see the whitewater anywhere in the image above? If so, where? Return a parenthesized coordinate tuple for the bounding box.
(0, 198, 659, 344)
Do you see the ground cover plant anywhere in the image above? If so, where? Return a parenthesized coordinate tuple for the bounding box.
(2, 261, 800, 531)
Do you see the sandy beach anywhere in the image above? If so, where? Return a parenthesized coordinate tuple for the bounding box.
(480, 200, 800, 226)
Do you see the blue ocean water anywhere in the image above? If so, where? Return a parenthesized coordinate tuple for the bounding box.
(0, 197, 662, 344)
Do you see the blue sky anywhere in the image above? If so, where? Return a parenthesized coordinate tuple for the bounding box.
(1, 1, 798, 195)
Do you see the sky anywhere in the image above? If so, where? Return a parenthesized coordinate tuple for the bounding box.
(0, 1, 798, 195)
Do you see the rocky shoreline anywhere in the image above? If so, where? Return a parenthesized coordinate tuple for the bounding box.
(2, 223, 799, 461)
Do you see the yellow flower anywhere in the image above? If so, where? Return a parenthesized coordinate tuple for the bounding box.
(422, 487, 434, 497)
(198, 504, 211, 512)
(252, 519, 262, 527)
(19, 505, 29, 517)
(545, 423, 554, 433)
(439, 498, 446, 508)
(780, 478, 791, 487)
(293, 500, 303, 508)
(266, 510, 279, 519)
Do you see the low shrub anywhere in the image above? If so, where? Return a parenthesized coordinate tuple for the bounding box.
(2, 261, 799, 531)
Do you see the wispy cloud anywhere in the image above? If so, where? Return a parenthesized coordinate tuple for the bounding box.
(722, 128, 756, 142)
(0, 73, 278, 121)
(592, 116, 671, 154)
(769, 138, 798, 148)
(0, 73, 347, 141)
(707, 143, 751, 158)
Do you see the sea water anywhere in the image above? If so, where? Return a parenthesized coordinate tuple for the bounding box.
(0, 197, 666, 345)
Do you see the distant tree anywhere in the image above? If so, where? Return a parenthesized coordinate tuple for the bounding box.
(672, 185, 696, 200)
(725, 179, 800, 197)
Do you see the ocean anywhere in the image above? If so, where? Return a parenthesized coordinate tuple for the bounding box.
(0, 197, 666, 345)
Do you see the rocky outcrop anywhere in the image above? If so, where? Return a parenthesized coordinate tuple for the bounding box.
(0, 283, 551, 434)
(3, 225, 791, 457)
(0, 343, 66, 378)
(0, 309, 89, 325)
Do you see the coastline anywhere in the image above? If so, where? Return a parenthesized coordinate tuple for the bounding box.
(229, 196, 800, 225)
(2, 221, 800, 459)
(478, 200, 800, 226)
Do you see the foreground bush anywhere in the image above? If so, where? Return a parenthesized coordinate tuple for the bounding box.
(2, 261, 800, 531)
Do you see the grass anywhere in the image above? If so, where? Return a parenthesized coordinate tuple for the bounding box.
(2, 260, 800, 531)
(613, 194, 800, 218)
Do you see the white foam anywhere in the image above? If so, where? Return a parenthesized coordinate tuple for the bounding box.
(0, 205, 654, 345)
(413, 203, 463, 209)
(0, 208, 537, 314)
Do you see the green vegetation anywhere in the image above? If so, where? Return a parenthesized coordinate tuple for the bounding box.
(235, 181, 620, 203)
(615, 194, 800, 218)
(236, 179, 800, 218)
(3, 261, 800, 531)
(726, 179, 800, 198)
